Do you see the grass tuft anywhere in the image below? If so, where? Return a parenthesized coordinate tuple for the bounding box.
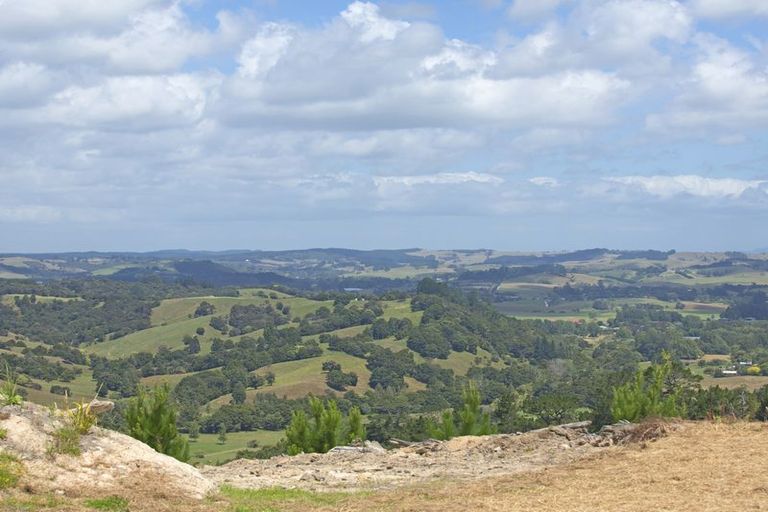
(0, 452, 23, 489)
(220, 486, 354, 511)
(84, 496, 130, 511)
(48, 426, 81, 456)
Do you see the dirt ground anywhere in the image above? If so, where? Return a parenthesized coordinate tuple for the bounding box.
(203, 425, 603, 492)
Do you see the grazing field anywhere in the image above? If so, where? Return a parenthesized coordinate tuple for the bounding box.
(341, 265, 452, 279)
(700, 375, 768, 390)
(21, 369, 96, 405)
(141, 371, 199, 389)
(187, 430, 285, 465)
(495, 297, 726, 321)
(381, 300, 423, 323)
(85, 315, 216, 357)
(205, 351, 373, 405)
(151, 291, 329, 326)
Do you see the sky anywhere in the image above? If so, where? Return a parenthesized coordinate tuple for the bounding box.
(0, 0, 767, 252)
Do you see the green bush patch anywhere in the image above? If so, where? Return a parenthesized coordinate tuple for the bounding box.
(85, 496, 130, 511)
(221, 486, 354, 511)
(0, 453, 23, 489)
(49, 426, 81, 456)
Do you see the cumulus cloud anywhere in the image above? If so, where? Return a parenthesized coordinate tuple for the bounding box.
(646, 35, 768, 132)
(691, 0, 768, 18)
(529, 176, 560, 187)
(602, 175, 768, 199)
(374, 171, 504, 187)
(0, 0, 765, 249)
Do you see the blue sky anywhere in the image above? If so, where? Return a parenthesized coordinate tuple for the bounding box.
(0, 0, 767, 252)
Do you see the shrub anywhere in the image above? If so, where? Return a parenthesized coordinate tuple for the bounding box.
(69, 400, 98, 434)
(0, 453, 23, 489)
(285, 398, 367, 455)
(611, 352, 684, 422)
(50, 385, 71, 396)
(746, 366, 762, 376)
(0, 427, 6, 439)
(428, 381, 494, 440)
(125, 384, 190, 462)
(0, 364, 23, 406)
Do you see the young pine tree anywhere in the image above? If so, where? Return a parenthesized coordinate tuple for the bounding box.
(125, 384, 189, 462)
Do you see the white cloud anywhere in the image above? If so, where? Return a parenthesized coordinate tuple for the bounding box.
(0, 2, 245, 73)
(529, 176, 560, 187)
(647, 35, 768, 132)
(238, 23, 296, 79)
(374, 172, 503, 187)
(603, 175, 768, 199)
(0, 0, 165, 37)
(47, 74, 216, 129)
(691, 0, 768, 18)
(496, 0, 691, 77)
(340, 2, 410, 43)
(0, 62, 56, 107)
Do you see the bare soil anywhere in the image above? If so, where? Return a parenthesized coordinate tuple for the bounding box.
(204, 423, 615, 492)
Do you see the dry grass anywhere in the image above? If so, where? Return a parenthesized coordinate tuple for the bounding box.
(298, 422, 768, 512)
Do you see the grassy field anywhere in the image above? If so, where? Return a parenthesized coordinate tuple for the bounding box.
(341, 265, 453, 279)
(151, 291, 329, 326)
(187, 430, 285, 465)
(85, 315, 217, 357)
(141, 371, 198, 389)
(18, 369, 97, 406)
(645, 270, 768, 286)
(495, 297, 725, 321)
(204, 351, 373, 406)
(700, 375, 768, 390)
(381, 300, 424, 323)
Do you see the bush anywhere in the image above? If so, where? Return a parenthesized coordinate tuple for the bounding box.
(69, 400, 99, 434)
(428, 381, 493, 440)
(285, 398, 366, 455)
(50, 385, 71, 396)
(125, 384, 189, 462)
(611, 352, 684, 422)
(0, 364, 22, 406)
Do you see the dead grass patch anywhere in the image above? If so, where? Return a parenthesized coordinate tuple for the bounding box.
(294, 422, 768, 512)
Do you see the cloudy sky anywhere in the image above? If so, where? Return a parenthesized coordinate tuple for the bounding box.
(1, 0, 767, 252)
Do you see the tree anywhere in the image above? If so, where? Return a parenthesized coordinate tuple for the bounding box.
(611, 352, 685, 422)
(194, 301, 216, 317)
(231, 382, 247, 405)
(428, 381, 494, 440)
(458, 381, 494, 436)
(265, 372, 276, 386)
(218, 423, 227, 445)
(189, 422, 200, 442)
(285, 397, 366, 455)
(125, 384, 189, 462)
(183, 335, 201, 354)
(347, 407, 366, 443)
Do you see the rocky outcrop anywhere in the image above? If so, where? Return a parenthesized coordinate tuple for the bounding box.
(204, 420, 671, 492)
(0, 403, 215, 500)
